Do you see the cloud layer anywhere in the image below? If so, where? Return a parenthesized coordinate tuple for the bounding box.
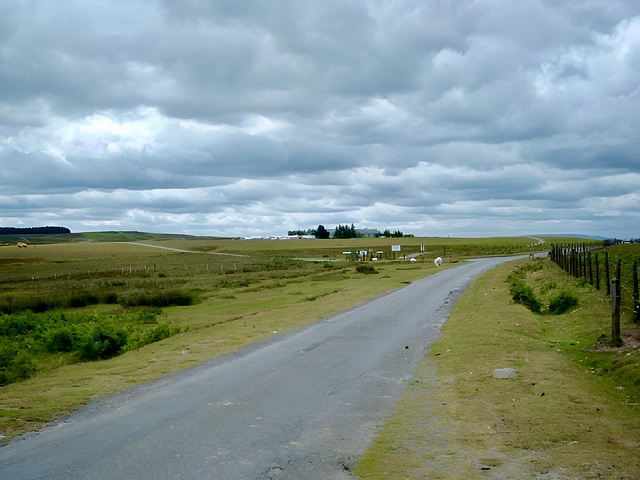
(1, 0, 639, 237)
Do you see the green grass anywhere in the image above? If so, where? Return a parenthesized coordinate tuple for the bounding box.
(132, 235, 557, 260)
(355, 258, 640, 479)
(0, 310, 180, 386)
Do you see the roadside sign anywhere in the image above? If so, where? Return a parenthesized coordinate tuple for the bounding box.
(391, 244, 401, 252)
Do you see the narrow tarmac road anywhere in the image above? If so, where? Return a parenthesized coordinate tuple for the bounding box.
(1, 256, 522, 479)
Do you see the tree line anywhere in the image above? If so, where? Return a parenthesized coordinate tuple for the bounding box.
(288, 224, 405, 239)
(0, 226, 71, 235)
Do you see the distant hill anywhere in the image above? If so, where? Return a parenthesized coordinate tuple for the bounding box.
(0, 226, 70, 235)
(0, 230, 225, 245)
(533, 234, 611, 240)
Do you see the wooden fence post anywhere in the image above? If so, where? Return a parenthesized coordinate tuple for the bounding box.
(595, 253, 600, 290)
(611, 278, 622, 345)
(588, 251, 593, 285)
(578, 244, 582, 277)
(605, 251, 610, 296)
(633, 260, 639, 323)
(569, 246, 573, 275)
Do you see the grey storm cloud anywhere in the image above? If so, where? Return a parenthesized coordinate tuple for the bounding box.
(0, 0, 639, 237)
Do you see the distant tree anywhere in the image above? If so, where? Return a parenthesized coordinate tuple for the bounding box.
(378, 228, 403, 237)
(315, 225, 330, 239)
(334, 224, 357, 239)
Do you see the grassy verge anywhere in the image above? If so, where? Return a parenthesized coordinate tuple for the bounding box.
(355, 258, 640, 479)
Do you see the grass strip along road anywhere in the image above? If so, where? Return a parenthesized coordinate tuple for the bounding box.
(356, 256, 640, 479)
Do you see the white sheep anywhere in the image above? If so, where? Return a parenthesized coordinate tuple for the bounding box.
(434, 257, 443, 267)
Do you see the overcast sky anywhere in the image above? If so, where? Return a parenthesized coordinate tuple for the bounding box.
(1, 1, 639, 238)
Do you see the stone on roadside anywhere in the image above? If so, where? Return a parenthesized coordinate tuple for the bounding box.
(493, 368, 518, 379)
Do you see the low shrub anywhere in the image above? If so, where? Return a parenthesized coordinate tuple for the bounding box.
(355, 264, 378, 275)
(69, 292, 100, 308)
(0, 310, 39, 336)
(103, 292, 119, 304)
(46, 326, 78, 352)
(136, 310, 159, 324)
(0, 309, 182, 385)
(119, 290, 194, 308)
(127, 323, 178, 350)
(539, 279, 557, 294)
(0, 348, 37, 386)
(509, 280, 542, 313)
(549, 291, 578, 315)
(78, 324, 128, 360)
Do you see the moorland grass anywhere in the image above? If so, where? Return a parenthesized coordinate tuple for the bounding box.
(0, 310, 180, 386)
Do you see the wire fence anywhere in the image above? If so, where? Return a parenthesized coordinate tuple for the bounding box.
(550, 243, 640, 344)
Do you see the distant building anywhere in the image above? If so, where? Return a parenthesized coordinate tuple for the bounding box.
(355, 228, 380, 238)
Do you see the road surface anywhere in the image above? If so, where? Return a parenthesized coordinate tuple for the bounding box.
(1, 256, 524, 479)
(125, 242, 248, 257)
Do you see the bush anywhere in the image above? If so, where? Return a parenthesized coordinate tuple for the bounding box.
(509, 281, 542, 313)
(136, 310, 159, 324)
(539, 280, 557, 294)
(0, 350, 37, 386)
(69, 292, 100, 308)
(549, 292, 578, 315)
(126, 323, 179, 350)
(355, 264, 378, 275)
(0, 309, 182, 385)
(119, 290, 194, 308)
(46, 326, 78, 352)
(78, 324, 128, 360)
(103, 292, 119, 304)
(0, 311, 39, 336)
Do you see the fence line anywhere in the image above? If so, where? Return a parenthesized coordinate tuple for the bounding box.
(550, 243, 640, 336)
